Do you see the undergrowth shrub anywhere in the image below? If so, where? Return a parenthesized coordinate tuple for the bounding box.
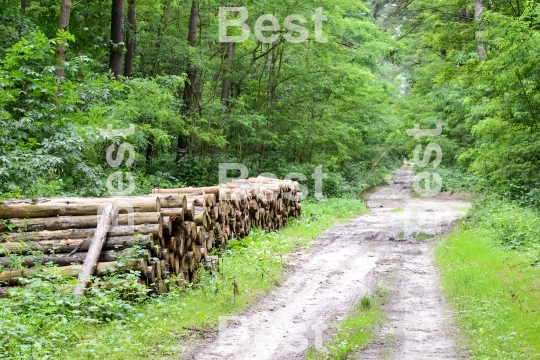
(466, 196, 540, 263)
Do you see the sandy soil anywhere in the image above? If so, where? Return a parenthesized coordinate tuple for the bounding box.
(185, 164, 470, 360)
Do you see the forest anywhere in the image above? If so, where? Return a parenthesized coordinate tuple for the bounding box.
(2, 0, 540, 359)
(0, 0, 405, 200)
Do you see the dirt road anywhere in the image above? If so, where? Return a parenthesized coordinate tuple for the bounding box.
(188, 164, 469, 359)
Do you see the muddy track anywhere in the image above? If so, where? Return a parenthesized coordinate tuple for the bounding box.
(186, 164, 470, 360)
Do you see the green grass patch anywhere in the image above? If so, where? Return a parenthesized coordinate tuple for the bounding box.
(436, 228, 540, 359)
(0, 198, 368, 360)
(306, 288, 386, 360)
(390, 207, 404, 213)
(412, 231, 435, 242)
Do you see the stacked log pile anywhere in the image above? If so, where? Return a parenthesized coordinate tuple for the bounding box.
(0, 177, 302, 297)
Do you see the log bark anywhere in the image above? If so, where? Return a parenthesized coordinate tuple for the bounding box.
(0, 235, 154, 255)
(0, 249, 134, 268)
(0, 197, 160, 218)
(152, 186, 220, 197)
(151, 194, 187, 209)
(0, 212, 162, 232)
(73, 203, 116, 295)
(0, 260, 147, 286)
(160, 208, 184, 222)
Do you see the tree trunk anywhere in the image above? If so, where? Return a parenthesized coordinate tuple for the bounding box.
(124, 0, 136, 77)
(221, 42, 235, 107)
(109, 0, 124, 78)
(177, 1, 200, 160)
(55, 0, 71, 78)
(183, 0, 199, 114)
(475, 0, 487, 60)
(20, 0, 28, 14)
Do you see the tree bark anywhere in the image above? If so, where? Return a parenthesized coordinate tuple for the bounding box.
(0, 235, 154, 255)
(0, 196, 160, 218)
(152, 186, 220, 197)
(177, 1, 200, 160)
(0, 249, 133, 268)
(55, 0, 71, 78)
(0, 260, 147, 286)
(72, 203, 116, 295)
(221, 42, 235, 107)
(109, 0, 124, 78)
(475, 0, 487, 60)
(0, 212, 162, 232)
(183, 0, 199, 113)
(0, 224, 162, 243)
(124, 0, 136, 77)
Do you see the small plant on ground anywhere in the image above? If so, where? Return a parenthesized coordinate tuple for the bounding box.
(306, 288, 387, 360)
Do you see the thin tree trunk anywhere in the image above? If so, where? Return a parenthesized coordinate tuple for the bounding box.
(151, 0, 171, 77)
(221, 42, 235, 108)
(124, 0, 136, 77)
(177, 1, 199, 160)
(109, 0, 124, 78)
(183, 1, 200, 116)
(21, 0, 28, 14)
(475, 0, 487, 60)
(55, 0, 71, 79)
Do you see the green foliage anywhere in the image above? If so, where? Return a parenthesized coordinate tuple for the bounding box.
(0, 267, 146, 359)
(466, 196, 540, 260)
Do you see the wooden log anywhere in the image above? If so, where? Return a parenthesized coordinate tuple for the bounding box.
(1, 224, 162, 243)
(0, 197, 160, 219)
(0, 234, 154, 255)
(162, 216, 172, 236)
(193, 211, 208, 228)
(0, 212, 163, 232)
(152, 186, 220, 197)
(183, 203, 195, 220)
(204, 255, 219, 271)
(151, 278, 167, 294)
(72, 203, 116, 296)
(0, 249, 133, 268)
(206, 231, 215, 251)
(150, 194, 187, 209)
(146, 265, 156, 284)
(0, 260, 148, 286)
(187, 194, 216, 207)
(0, 287, 9, 298)
(160, 208, 184, 222)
